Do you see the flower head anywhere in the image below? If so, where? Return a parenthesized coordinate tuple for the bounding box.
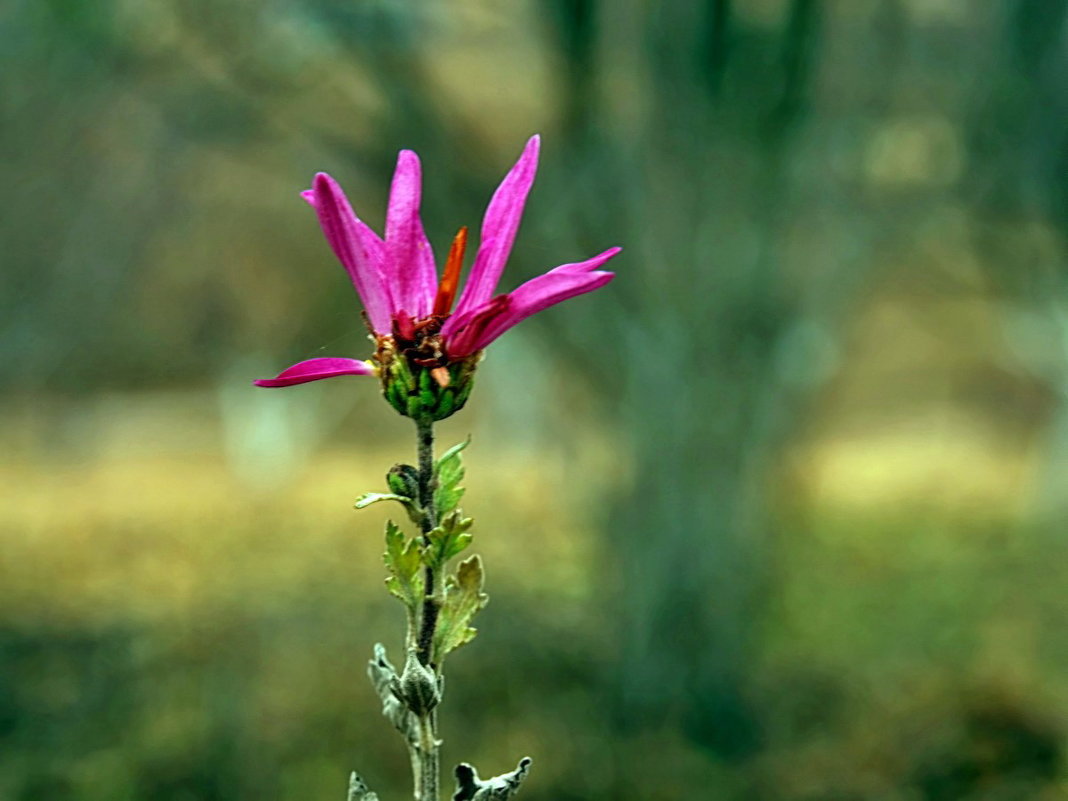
(255, 135, 620, 421)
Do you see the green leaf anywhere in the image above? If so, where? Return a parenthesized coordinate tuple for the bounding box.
(355, 492, 412, 510)
(384, 521, 423, 608)
(422, 512, 474, 569)
(356, 491, 423, 525)
(433, 555, 488, 661)
(435, 437, 471, 472)
(423, 529, 472, 570)
(435, 484, 465, 518)
(434, 437, 470, 516)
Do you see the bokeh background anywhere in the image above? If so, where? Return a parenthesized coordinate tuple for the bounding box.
(4, 0, 1068, 799)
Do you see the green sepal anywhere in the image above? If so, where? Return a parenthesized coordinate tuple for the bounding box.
(376, 346, 479, 422)
(422, 511, 474, 570)
(383, 520, 423, 609)
(405, 394, 423, 420)
(384, 380, 408, 416)
(392, 354, 415, 391)
(435, 389, 455, 419)
(434, 437, 470, 517)
(432, 554, 488, 662)
(454, 379, 474, 410)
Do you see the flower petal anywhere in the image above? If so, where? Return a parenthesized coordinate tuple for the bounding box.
(385, 150, 437, 319)
(443, 295, 512, 359)
(451, 135, 540, 318)
(311, 173, 393, 333)
(445, 247, 620, 357)
(254, 357, 375, 387)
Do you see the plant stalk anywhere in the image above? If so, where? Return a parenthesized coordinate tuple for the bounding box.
(414, 417, 440, 801)
(415, 418, 440, 665)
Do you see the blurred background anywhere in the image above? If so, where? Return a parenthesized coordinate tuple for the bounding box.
(3, 0, 1068, 799)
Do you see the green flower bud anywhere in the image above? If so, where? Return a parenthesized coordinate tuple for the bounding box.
(393, 649, 441, 716)
(386, 464, 419, 499)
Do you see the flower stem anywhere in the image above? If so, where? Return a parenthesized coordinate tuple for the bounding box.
(414, 417, 440, 801)
(415, 418, 439, 666)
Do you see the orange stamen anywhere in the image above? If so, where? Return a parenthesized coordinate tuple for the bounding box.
(433, 226, 467, 316)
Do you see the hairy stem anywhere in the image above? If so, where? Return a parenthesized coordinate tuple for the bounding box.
(415, 418, 439, 666)
(418, 711, 440, 801)
(414, 417, 440, 801)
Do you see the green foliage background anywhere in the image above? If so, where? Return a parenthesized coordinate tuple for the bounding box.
(3, 1, 1068, 799)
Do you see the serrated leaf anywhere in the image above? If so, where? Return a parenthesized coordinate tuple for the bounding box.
(434, 485, 465, 518)
(436, 453, 465, 490)
(434, 437, 470, 517)
(424, 529, 473, 568)
(348, 771, 380, 801)
(454, 758, 531, 801)
(433, 555, 488, 662)
(384, 521, 423, 608)
(385, 521, 421, 579)
(421, 513, 474, 569)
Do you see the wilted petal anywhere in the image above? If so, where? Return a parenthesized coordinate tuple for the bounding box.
(446, 247, 620, 356)
(452, 135, 540, 318)
(254, 357, 375, 387)
(311, 173, 394, 333)
(385, 150, 437, 319)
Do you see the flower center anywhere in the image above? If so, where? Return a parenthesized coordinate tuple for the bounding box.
(379, 226, 474, 385)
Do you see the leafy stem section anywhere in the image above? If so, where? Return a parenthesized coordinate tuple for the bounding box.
(358, 433, 485, 668)
(356, 427, 489, 801)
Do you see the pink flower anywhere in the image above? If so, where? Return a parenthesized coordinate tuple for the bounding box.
(255, 136, 619, 395)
